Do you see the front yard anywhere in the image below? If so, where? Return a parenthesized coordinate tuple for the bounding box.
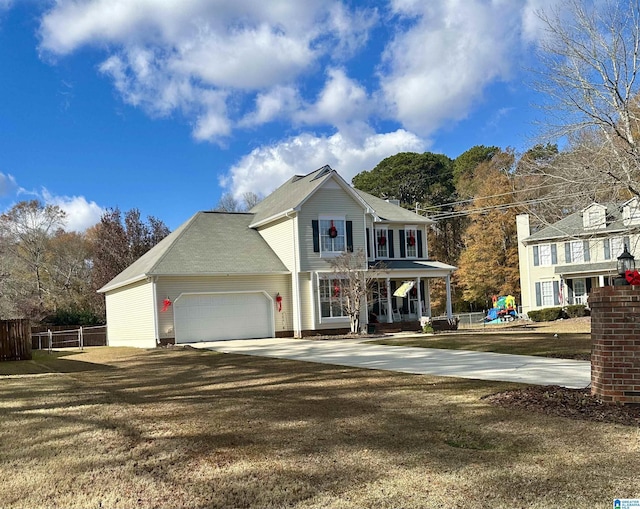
(0, 346, 638, 508)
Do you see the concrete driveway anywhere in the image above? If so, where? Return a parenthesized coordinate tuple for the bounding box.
(188, 336, 591, 389)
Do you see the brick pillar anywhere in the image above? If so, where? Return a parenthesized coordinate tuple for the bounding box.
(589, 286, 640, 404)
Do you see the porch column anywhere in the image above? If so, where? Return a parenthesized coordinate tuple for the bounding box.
(386, 277, 393, 323)
(415, 277, 422, 316)
(445, 274, 453, 319)
(599, 275, 605, 287)
(424, 279, 431, 318)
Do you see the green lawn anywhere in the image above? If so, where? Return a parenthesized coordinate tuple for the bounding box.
(0, 346, 636, 509)
(370, 332, 592, 360)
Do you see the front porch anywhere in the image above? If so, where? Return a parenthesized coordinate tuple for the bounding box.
(367, 261, 456, 325)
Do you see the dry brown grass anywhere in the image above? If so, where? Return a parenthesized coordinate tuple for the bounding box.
(1, 346, 638, 509)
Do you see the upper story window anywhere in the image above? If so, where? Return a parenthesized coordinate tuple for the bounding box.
(565, 240, 590, 263)
(604, 236, 629, 259)
(405, 226, 417, 258)
(375, 227, 388, 258)
(319, 217, 345, 254)
(533, 243, 557, 266)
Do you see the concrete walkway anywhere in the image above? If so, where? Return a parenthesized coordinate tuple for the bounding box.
(188, 336, 591, 389)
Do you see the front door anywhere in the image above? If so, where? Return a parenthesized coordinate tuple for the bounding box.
(573, 278, 587, 305)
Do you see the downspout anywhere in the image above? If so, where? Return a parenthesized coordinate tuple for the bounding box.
(151, 276, 160, 345)
(286, 211, 303, 337)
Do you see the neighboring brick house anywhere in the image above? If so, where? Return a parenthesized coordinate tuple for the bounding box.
(99, 166, 457, 347)
(516, 198, 640, 316)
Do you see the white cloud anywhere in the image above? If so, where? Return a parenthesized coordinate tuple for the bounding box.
(222, 128, 425, 198)
(521, 0, 564, 43)
(296, 68, 371, 130)
(39, 0, 377, 141)
(380, 0, 523, 136)
(0, 172, 17, 197)
(239, 85, 301, 127)
(41, 190, 104, 232)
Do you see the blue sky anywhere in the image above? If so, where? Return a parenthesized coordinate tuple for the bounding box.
(0, 0, 557, 232)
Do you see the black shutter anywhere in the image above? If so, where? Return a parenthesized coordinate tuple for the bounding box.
(312, 220, 319, 253)
(388, 230, 395, 258)
(417, 230, 423, 258)
(366, 228, 371, 258)
(402, 292, 409, 315)
(583, 241, 590, 262)
(551, 244, 557, 264)
(533, 246, 539, 266)
(565, 242, 571, 263)
(553, 280, 560, 305)
(390, 281, 397, 310)
(399, 230, 406, 258)
(346, 221, 353, 252)
(535, 282, 541, 307)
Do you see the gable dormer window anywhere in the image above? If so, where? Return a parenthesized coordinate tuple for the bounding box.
(319, 217, 345, 253)
(582, 204, 606, 229)
(623, 198, 640, 226)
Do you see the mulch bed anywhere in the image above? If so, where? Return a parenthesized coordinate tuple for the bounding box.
(484, 385, 640, 427)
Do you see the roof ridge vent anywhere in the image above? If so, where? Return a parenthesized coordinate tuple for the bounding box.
(311, 165, 333, 181)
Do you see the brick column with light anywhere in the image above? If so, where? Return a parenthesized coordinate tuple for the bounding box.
(589, 286, 640, 404)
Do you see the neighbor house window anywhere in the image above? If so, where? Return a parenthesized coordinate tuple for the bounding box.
(604, 237, 629, 259)
(405, 226, 417, 258)
(319, 279, 347, 318)
(533, 243, 557, 266)
(319, 217, 345, 254)
(375, 227, 388, 258)
(535, 280, 560, 307)
(565, 240, 590, 263)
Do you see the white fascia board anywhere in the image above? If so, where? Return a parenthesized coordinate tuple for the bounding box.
(97, 274, 149, 294)
(248, 208, 296, 229)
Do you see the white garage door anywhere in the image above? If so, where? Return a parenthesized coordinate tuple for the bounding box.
(174, 292, 273, 343)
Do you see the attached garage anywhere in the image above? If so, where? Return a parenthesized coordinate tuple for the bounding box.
(174, 291, 274, 343)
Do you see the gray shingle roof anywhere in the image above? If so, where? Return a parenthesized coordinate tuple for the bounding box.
(249, 164, 434, 226)
(524, 203, 627, 243)
(99, 212, 288, 292)
(354, 189, 435, 224)
(249, 165, 337, 226)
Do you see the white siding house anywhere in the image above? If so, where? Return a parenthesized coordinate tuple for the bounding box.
(517, 198, 640, 316)
(100, 166, 457, 347)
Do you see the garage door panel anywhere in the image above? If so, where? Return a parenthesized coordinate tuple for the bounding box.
(174, 292, 272, 343)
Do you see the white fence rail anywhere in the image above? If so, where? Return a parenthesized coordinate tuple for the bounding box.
(31, 325, 107, 351)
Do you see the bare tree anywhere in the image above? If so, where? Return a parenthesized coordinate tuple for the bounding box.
(214, 193, 240, 212)
(525, 0, 640, 207)
(242, 191, 262, 210)
(328, 249, 386, 334)
(0, 200, 66, 318)
(214, 192, 263, 212)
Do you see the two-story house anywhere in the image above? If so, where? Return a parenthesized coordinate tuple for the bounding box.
(99, 166, 457, 348)
(516, 198, 640, 316)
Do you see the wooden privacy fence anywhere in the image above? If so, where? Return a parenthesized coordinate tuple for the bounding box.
(0, 319, 32, 361)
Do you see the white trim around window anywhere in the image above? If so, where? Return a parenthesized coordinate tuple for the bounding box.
(317, 274, 349, 321)
(375, 226, 388, 258)
(405, 225, 418, 258)
(318, 215, 346, 257)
